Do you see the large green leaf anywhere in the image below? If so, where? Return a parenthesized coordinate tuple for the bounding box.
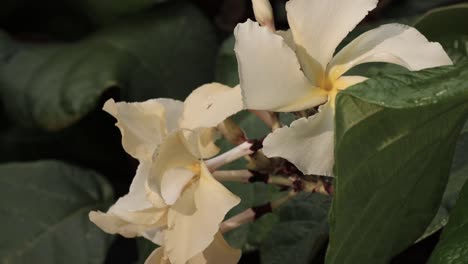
(420, 130, 468, 240)
(260, 193, 331, 264)
(0, 1, 217, 131)
(326, 62, 468, 264)
(215, 35, 238, 87)
(0, 160, 114, 263)
(428, 177, 468, 263)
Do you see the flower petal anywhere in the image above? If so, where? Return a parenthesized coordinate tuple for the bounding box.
(89, 208, 167, 241)
(145, 247, 170, 264)
(111, 162, 153, 213)
(161, 167, 196, 205)
(263, 102, 335, 176)
(165, 163, 240, 264)
(103, 98, 167, 161)
(181, 128, 220, 159)
(234, 20, 326, 112)
(328, 23, 453, 79)
(148, 131, 199, 199)
(286, 0, 378, 72)
(333, 76, 368, 91)
(181, 83, 243, 130)
(155, 98, 184, 133)
(189, 232, 241, 264)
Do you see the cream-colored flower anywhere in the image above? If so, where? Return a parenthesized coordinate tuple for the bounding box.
(90, 98, 183, 243)
(252, 0, 275, 30)
(234, 0, 453, 176)
(145, 233, 240, 264)
(146, 131, 241, 264)
(90, 83, 243, 263)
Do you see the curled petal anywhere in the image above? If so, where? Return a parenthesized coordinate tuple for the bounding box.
(263, 102, 335, 176)
(165, 163, 240, 264)
(144, 233, 240, 264)
(160, 168, 196, 206)
(328, 23, 453, 79)
(156, 98, 184, 133)
(89, 208, 167, 243)
(181, 83, 243, 130)
(286, 0, 378, 72)
(103, 99, 167, 161)
(147, 131, 199, 200)
(234, 20, 327, 112)
(252, 0, 275, 30)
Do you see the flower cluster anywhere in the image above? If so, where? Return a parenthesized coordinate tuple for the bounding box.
(89, 0, 452, 263)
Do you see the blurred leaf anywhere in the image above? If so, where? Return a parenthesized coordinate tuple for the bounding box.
(326, 62, 468, 264)
(427, 177, 468, 263)
(0, 1, 217, 131)
(215, 35, 238, 87)
(0, 108, 134, 195)
(420, 130, 468, 240)
(260, 193, 331, 264)
(67, 0, 167, 24)
(0, 160, 114, 263)
(414, 3, 468, 41)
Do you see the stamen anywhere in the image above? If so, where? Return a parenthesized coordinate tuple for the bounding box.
(205, 141, 254, 171)
(212, 170, 253, 183)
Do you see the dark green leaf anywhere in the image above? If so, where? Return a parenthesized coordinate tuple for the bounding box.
(260, 193, 331, 264)
(414, 4, 468, 41)
(0, 160, 114, 263)
(215, 35, 238, 87)
(420, 130, 468, 240)
(0, 2, 217, 131)
(135, 238, 158, 264)
(326, 62, 468, 264)
(428, 176, 468, 263)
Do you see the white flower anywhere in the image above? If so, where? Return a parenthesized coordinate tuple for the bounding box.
(145, 232, 240, 264)
(234, 0, 453, 176)
(252, 0, 275, 30)
(89, 83, 244, 259)
(145, 130, 241, 264)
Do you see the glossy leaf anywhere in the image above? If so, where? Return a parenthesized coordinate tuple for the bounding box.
(428, 176, 468, 264)
(326, 62, 468, 264)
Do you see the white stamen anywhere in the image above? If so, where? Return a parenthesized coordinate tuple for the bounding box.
(212, 170, 253, 183)
(205, 141, 254, 171)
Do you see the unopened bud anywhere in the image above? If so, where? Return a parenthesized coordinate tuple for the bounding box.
(252, 0, 275, 31)
(217, 118, 247, 145)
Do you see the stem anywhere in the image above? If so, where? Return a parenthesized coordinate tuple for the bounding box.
(220, 191, 296, 234)
(205, 141, 254, 171)
(220, 209, 255, 234)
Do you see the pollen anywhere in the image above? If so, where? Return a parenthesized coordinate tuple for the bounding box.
(187, 162, 201, 175)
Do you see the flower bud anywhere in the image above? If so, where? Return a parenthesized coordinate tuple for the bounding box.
(252, 0, 275, 31)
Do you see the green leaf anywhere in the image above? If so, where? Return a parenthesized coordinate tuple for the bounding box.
(414, 4, 468, 41)
(260, 193, 331, 264)
(215, 35, 238, 87)
(0, 160, 114, 263)
(0, 1, 217, 131)
(420, 130, 468, 240)
(326, 62, 468, 264)
(428, 177, 468, 264)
